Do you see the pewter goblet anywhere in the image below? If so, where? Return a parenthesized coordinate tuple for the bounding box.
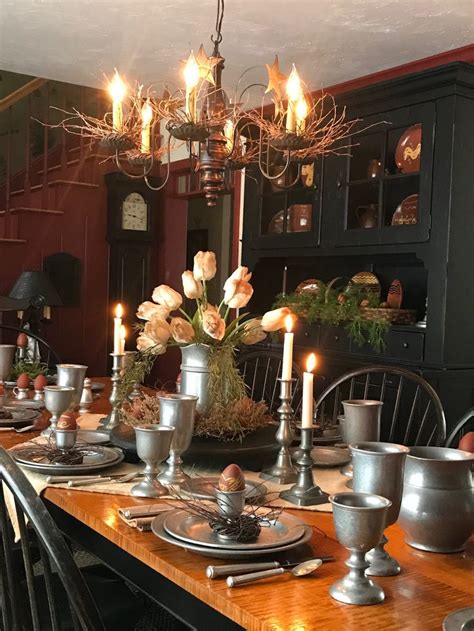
(157, 394, 198, 486)
(131, 425, 175, 498)
(329, 492, 391, 606)
(42, 386, 75, 437)
(352, 442, 410, 576)
(0, 345, 15, 385)
(57, 364, 88, 410)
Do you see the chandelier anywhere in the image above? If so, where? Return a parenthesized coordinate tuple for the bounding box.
(53, 0, 364, 206)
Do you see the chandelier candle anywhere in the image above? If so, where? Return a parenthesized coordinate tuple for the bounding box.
(113, 303, 123, 354)
(120, 325, 127, 355)
(141, 100, 153, 154)
(285, 64, 303, 133)
(281, 315, 294, 380)
(302, 353, 316, 428)
(109, 70, 126, 131)
(184, 51, 199, 122)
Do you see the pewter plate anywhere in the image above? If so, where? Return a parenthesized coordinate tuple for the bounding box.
(151, 513, 313, 559)
(4, 399, 44, 410)
(182, 477, 267, 503)
(0, 409, 40, 427)
(311, 447, 351, 468)
(12, 446, 124, 476)
(163, 509, 306, 550)
(443, 607, 474, 631)
(76, 430, 110, 445)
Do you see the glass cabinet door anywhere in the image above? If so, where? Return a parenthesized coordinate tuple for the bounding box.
(335, 102, 435, 246)
(252, 158, 324, 249)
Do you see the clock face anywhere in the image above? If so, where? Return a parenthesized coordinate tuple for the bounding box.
(121, 192, 148, 231)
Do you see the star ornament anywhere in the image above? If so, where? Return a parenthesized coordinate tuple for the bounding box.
(265, 55, 287, 101)
(196, 44, 220, 85)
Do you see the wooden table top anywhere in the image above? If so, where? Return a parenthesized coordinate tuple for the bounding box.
(1, 379, 473, 631)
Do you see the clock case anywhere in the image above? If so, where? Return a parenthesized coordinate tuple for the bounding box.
(106, 172, 160, 242)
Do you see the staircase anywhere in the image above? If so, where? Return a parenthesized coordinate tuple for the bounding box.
(0, 76, 115, 374)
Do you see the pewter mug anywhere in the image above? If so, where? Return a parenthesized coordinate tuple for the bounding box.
(399, 446, 474, 553)
(157, 393, 198, 486)
(180, 344, 211, 416)
(57, 364, 88, 409)
(0, 345, 15, 383)
(351, 442, 410, 576)
(341, 400, 383, 444)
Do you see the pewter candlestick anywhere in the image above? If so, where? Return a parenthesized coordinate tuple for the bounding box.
(260, 378, 297, 484)
(280, 426, 329, 506)
(100, 353, 124, 430)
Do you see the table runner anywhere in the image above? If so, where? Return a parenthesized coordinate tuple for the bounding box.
(6, 414, 349, 539)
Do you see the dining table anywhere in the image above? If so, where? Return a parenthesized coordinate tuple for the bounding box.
(1, 377, 473, 631)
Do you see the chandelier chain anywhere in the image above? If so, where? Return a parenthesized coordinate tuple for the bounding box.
(211, 0, 224, 47)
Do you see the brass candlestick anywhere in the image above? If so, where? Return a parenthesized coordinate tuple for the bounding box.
(260, 378, 297, 484)
(280, 426, 329, 506)
(100, 353, 125, 430)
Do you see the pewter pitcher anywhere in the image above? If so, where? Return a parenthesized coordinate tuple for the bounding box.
(399, 447, 474, 553)
(180, 344, 211, 416)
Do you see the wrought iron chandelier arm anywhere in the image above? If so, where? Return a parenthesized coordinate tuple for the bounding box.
(257, 132, 290, 180)
(114, 149, 155, 179)
(144, 157, 171, 191)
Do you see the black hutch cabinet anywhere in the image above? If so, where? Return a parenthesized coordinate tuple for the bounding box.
(242, 62, 474, 431)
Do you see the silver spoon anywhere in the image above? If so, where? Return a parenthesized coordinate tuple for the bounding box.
(226, 558, 323, 587)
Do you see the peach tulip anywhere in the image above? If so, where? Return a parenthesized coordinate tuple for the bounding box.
(241, 318, 267, 345)
(224, 279, 254, 309)
(136, 301, 170, 321)
(261, 307, 293, 332)
(170, 317, 195, 344)
(202, 307, 225, 340)
(136, 334, 167, 354)
(193, 251, 217, 281)
(152, 285, 183, 311)
(144, 316, 171, 345)
(182, 271, 203, 299)
(223, 266, 252, 292)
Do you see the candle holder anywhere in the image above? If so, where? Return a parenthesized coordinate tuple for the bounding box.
(99, 353, 125, 431)
(280, 426, 329, 506)
(260, 379, 297, 484)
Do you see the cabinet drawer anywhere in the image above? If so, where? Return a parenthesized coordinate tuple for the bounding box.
(294, 322, 320, 347)
(320, 326, 351, 352)
(387, 331, 424, 361)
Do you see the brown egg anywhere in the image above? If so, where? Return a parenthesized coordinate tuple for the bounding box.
(16, 332, 28, 348)
(458, 431, 474, 453)
(34, 374, 48, 391)
(57, 412, 78, 430)
(16, 373, 30, 389)
(218, 464, 245, 492)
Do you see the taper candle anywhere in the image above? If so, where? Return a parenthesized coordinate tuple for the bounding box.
(302, 353, 317, 428)
(120, 325, 127, 355)
(184, 51, 199, 122)
(140, 100, 153, 154)
(109, 71, 126, 132)
(285, 64, 303, 133)
(281, 315, 294, 380)
(113, 303, 123, 354)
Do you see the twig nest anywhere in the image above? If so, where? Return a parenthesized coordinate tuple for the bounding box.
(16, 373, 30, 389)
(33, 374, 48, 391)
(57, 411, 78, 430)
(219, 464, 245, 492)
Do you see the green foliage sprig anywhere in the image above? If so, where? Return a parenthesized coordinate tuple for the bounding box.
(9, 360, 48, 380)
(274, 283, 390, 353)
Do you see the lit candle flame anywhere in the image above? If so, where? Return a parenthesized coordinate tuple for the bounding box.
(285, 314, 293, 333)
(109, 70, 126, 103)
(286, 64, 303, 102)
(184, 51, 200, 90)
(115, 303, 123, 318)
(306, 353, 317, 373)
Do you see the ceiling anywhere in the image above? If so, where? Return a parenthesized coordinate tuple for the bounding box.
(0, 0, 473, 100)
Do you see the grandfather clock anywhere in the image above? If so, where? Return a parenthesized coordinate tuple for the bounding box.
(106, 172, 160, 351)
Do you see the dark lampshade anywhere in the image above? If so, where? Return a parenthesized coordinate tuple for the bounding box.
(9, 271, 63, 308)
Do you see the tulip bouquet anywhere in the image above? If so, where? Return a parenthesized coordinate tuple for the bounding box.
(126, 250, 293, 439)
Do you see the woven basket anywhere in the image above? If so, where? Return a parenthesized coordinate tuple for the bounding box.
(359, 307, 417, 325)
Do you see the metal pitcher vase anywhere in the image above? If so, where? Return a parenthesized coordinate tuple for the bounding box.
(180, 344, 211, 416)
(399, 446, 474, 553)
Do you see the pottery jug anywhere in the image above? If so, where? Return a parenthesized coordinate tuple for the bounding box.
(180, 344, 211, 416)
(399, 446, 474, 553)
(356, 204, 378, 229)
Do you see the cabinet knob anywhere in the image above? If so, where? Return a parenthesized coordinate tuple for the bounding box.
(402, 342, 409, 349)
(334, 335, 340, 341)
(304, 332, 309, 338)
(336, 180, 342, 190)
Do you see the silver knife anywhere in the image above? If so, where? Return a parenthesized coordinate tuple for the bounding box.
(206, 556, 335, 578)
